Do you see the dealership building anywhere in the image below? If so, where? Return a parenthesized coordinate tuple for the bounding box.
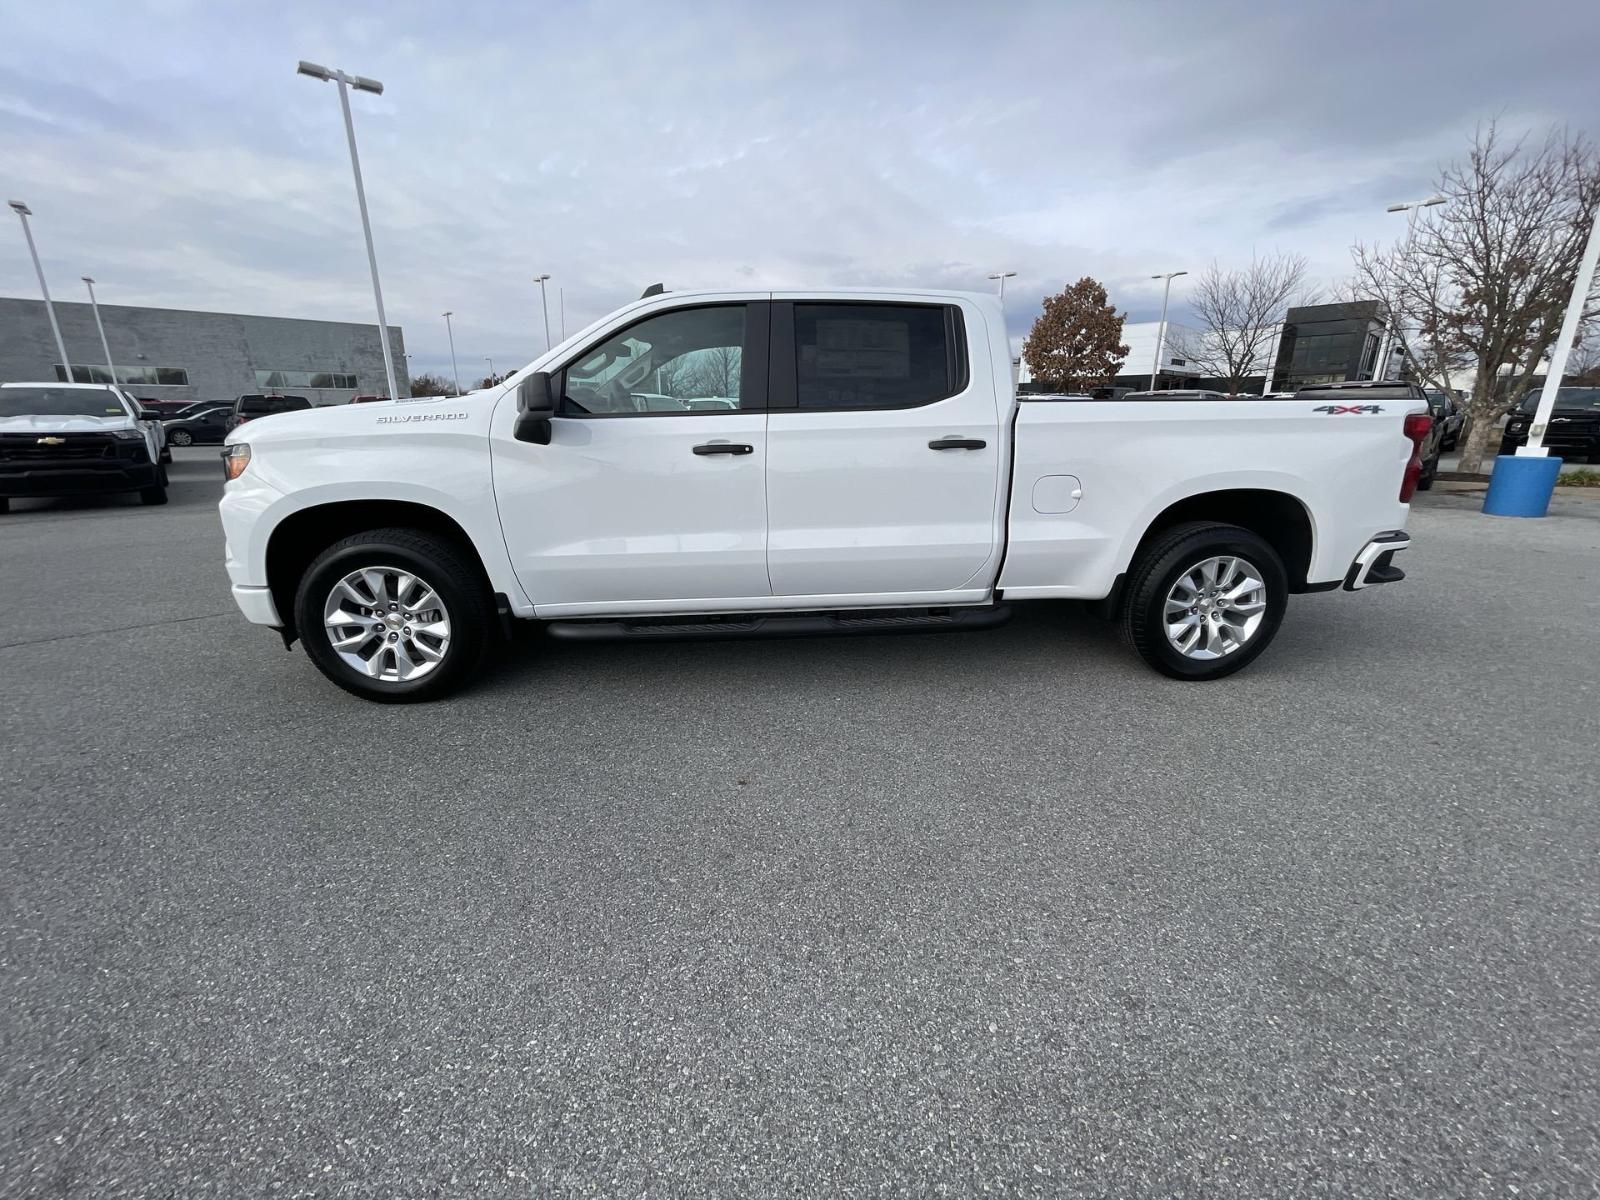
(0, 295, 407, 406)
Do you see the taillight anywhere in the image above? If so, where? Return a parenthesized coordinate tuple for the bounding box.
(1399, 412, 1432, 502)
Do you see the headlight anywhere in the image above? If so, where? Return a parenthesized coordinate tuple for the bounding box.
(223, 442, 251, 481)
(109, 428, 144, 440)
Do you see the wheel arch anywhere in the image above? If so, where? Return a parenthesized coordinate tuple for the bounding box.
(265, 499, 496, 642)
(1127, 488, 1316, 593)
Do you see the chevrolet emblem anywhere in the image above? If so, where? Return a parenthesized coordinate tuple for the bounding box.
(37, 436, 66, 445)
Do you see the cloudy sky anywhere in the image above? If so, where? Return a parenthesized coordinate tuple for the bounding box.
(2, 0, 1596, 381)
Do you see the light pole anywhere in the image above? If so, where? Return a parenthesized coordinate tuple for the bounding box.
(1519, 194, 1600, 458)
(442, 311, 461, 395)
(296, 60, 400, 406)
(1149, 270, 1187, 391)
(534, 274, 552, 351)
(987, 270, 1016, 301)
(8, 201, 71, 380)
(485, 356, 495, 381)
(1374, 194, 1446, 379)
(81, 277, 116, 384)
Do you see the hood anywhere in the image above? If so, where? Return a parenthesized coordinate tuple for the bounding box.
(0, 412, 138, 434)
(224, 390, 504, 445)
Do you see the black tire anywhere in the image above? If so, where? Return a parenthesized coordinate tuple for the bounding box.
(1417, 453, 1439, 491)
(294, 527, 495, 703)
(0, 497, 10, 514)
(139, 483, 168, 505)
(169, 430, 194, 447)
(1121, 521, 1288, 681)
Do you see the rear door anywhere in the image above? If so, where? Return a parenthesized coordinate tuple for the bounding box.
(764, 299, 1003, 599)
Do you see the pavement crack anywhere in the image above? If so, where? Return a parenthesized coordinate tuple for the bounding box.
(0, 610, 238, 651)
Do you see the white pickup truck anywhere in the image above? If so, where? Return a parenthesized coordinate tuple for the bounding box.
(219, 289, 1428, 701)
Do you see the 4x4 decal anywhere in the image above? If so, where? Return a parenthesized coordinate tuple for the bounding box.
(1313, 404, 1384, 414)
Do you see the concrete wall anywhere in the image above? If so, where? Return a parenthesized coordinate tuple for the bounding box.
(0, 296, 407, 406)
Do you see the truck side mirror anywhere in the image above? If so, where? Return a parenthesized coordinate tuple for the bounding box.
(514, 371, 556, 445)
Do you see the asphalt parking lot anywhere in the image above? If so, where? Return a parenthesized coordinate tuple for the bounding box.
(3, 448, 1598, 1197)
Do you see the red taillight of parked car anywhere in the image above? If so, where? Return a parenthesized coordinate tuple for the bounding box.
(1399, 412, 1433, 502)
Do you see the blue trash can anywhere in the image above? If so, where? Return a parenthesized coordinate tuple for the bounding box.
(1482, 454, 1564, 518)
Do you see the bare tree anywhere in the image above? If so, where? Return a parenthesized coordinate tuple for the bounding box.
(1347, 241, 1472, 397)
(1171, 255, 1313, 395)
(1351, 123, 1600, 473)
(1563, 330, 1600, 385)
(684, 345, 741, 397)
(408, 372, 455, 397)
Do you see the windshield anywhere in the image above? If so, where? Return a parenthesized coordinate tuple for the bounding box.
(0, 387, 131, 419)
(1519, 388, 1600, 414)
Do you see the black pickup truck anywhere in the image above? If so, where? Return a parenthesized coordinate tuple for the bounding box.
(1501, 388, 1600, 462)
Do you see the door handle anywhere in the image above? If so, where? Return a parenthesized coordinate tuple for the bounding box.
(928, 437, 986, 450)
(692, 442, 754, 455)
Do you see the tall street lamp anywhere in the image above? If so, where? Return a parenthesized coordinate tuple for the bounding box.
(296, 60, 400, 406)
(1374, 194, 1446, 379)
(534, 274, 552, 351)
(442, 311, 461, 395)
(81, 277, 116, 384)
(1150, 270, 1187, 391)
(8, 201, 71, 380)
(1519, 191, 1600, 459)
(485, 356, 495, 380)
(987, 270, 1017, 301)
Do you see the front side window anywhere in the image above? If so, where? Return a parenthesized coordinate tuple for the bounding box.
(793, 304, 961, 410)
(561, 305, 747, 415)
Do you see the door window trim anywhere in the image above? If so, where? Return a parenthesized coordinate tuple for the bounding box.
(553, 301, 770, 418)
(767, 300, 969, 412)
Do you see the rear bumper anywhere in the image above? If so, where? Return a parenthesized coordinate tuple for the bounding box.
(0, 461, 160, 496)
(1344, 531, 1410, 590)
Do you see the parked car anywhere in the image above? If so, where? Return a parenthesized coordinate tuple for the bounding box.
(1295, 380, 1442, 490)
(1425, 390, 1464, 450)
(162, 404, 233, 446)
(1500, 388, 1600, 461)
(219, 289, 1429, 702)
(0, 382, 168, 511)
(348, 394, 390, 404)
(136, 398, 192, 419)
(225, 393, 312, 433)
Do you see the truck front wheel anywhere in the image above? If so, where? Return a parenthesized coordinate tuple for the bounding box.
(1122, 522, 1287, 681)
(294, 527, 494, 702)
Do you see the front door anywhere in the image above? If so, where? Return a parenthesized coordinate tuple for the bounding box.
(492, 302, 772, 614)
(764, 299, 1004, 599)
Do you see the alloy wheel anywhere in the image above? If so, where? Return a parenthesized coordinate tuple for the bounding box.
(1163, 555, 1267, 660)
(322, 565, 452, 682)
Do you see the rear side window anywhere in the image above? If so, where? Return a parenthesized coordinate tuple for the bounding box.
(793, 304, 964, 410)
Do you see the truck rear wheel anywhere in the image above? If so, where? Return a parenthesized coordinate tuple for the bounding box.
(294, 527, 494, 703)
(1122, 522, 1287, 681)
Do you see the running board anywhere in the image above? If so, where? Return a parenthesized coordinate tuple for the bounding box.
(545, 604, 1013, 643)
